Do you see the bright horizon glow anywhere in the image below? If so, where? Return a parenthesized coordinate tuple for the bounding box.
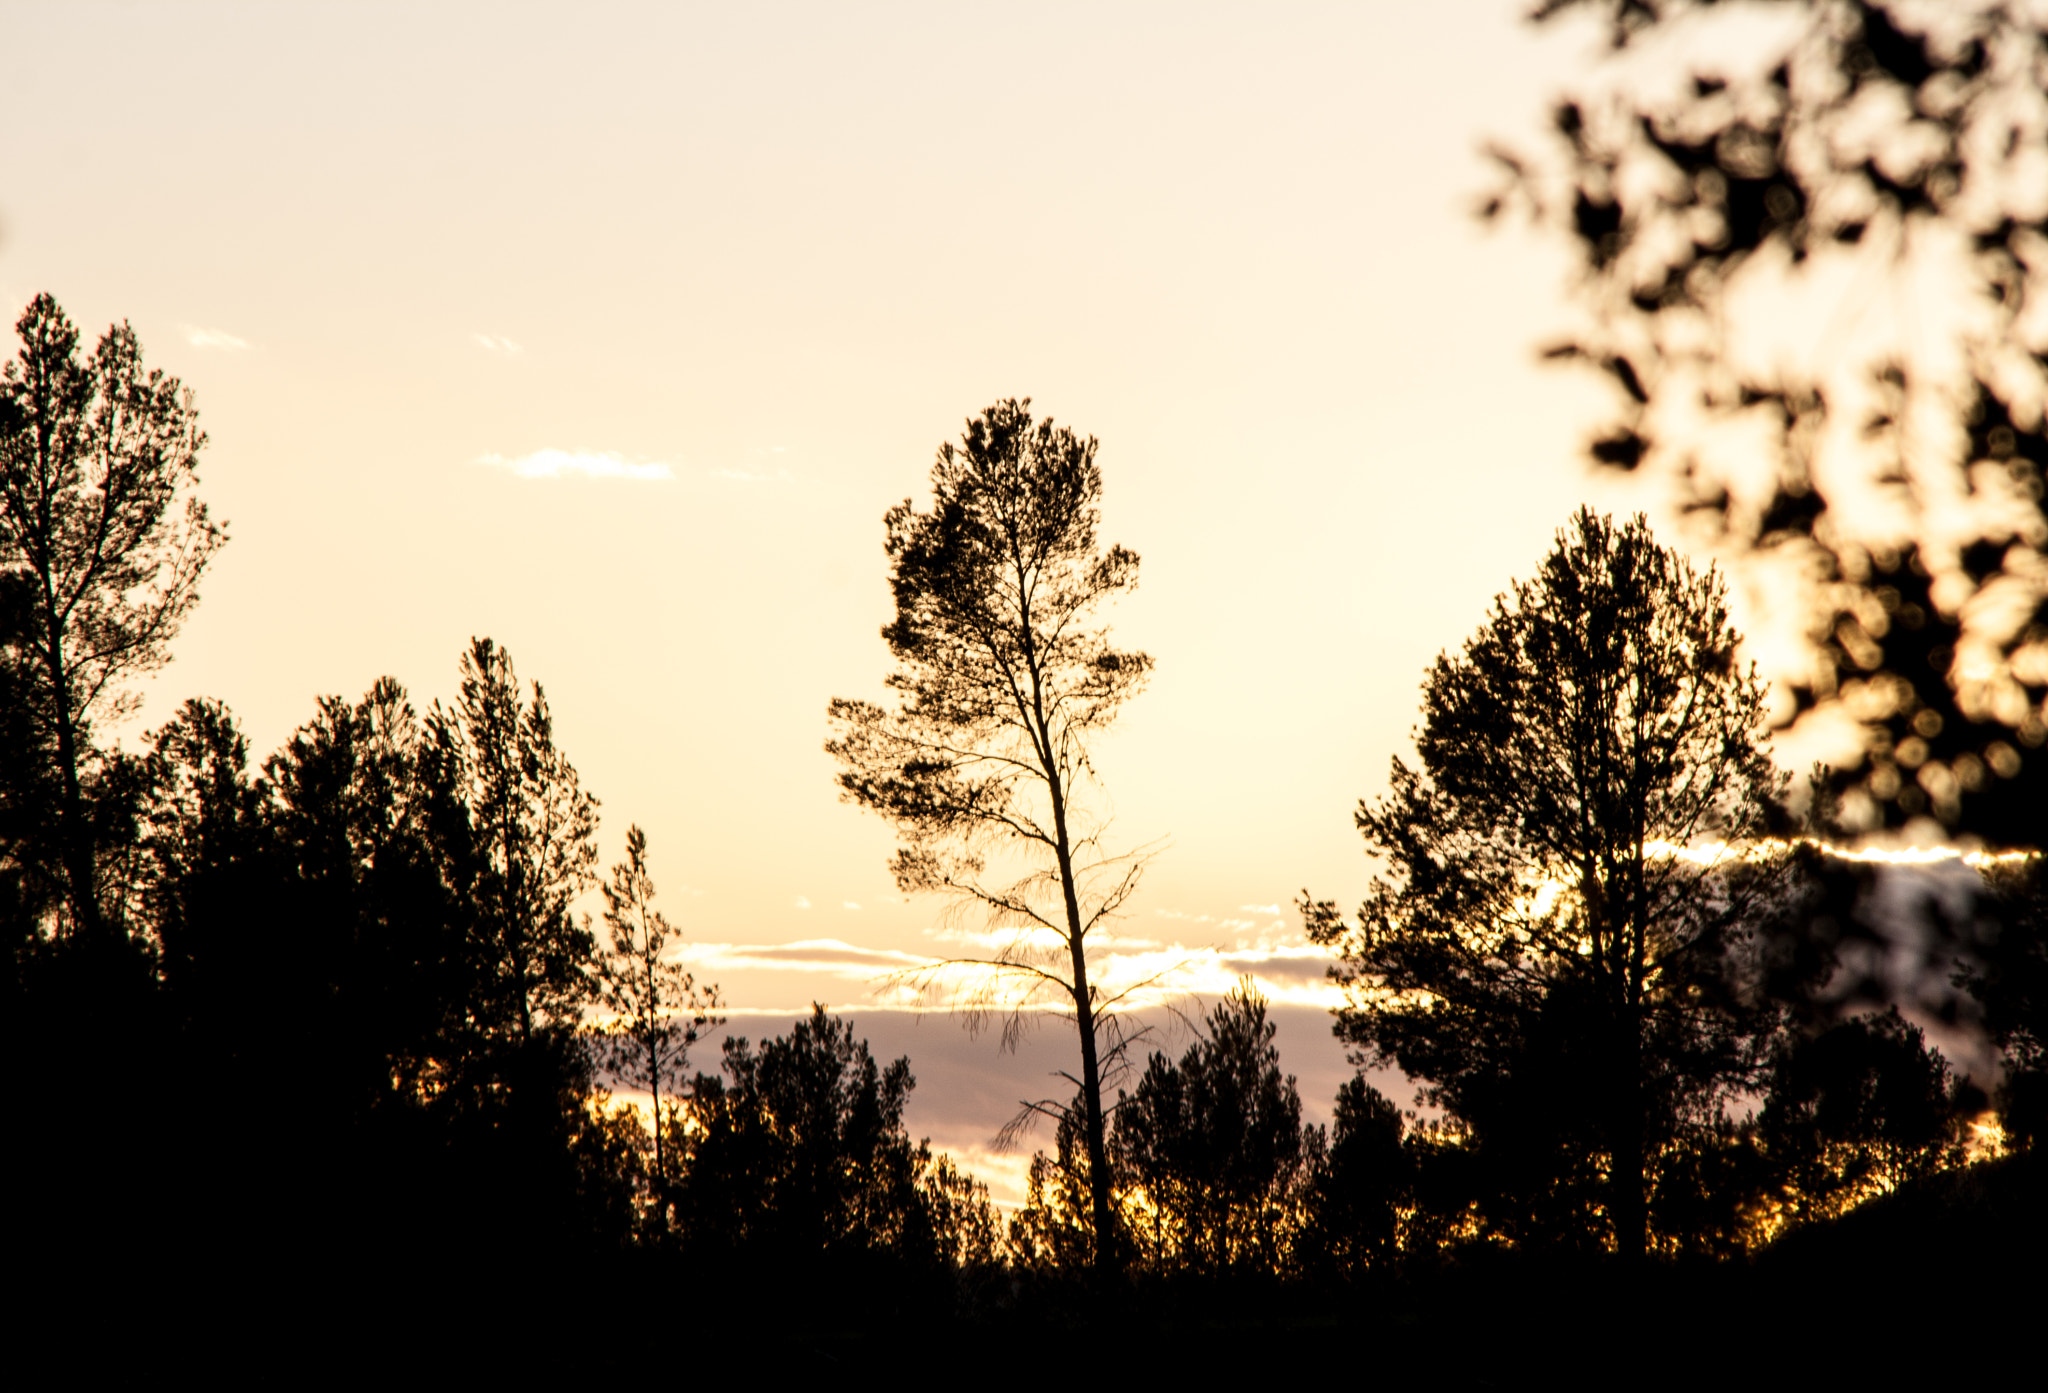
(1645, 838, 2041, 869)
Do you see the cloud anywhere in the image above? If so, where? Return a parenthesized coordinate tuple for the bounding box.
(182, 326, 249, 351)
(672, 938, 931, 979)
(1240, 903, 1282, 915)
(477, 449, 674, 481)
(472, 333, 522, 355)
(842, 901, 862, 911)
(793, 896, 811, 910)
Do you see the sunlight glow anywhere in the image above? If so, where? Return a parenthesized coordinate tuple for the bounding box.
(1644, 838, 2040, 869)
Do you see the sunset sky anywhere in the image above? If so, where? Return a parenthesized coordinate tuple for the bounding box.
(3, 0, 1772, 1198)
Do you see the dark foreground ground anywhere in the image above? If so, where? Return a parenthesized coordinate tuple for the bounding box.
(20, 1151, 2041, 1382)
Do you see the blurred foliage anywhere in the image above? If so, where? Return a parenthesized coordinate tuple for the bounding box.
(1495, 0, 2048, 845)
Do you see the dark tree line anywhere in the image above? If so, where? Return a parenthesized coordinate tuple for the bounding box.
(1, 301, 1000, 1320)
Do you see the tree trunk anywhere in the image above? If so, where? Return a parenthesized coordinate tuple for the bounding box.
(1068, 934, 1116, 1272)
(1049, 764, 1116, 1273)
(43, 636, 104, 943)
(1612, 1011, 1647, 1262)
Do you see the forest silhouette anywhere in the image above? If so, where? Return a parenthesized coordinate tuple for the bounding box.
(6, 0, 2048, 1364)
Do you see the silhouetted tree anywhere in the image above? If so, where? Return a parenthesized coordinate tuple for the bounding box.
(139, 698, 277, 1061)
(588, 824, 721, 1195)
(0, 294, 224, 941)
(1491, 1, 2048, 845)
(404, 639, 605, 1252)
(1956, 860, 2048, 1150)
(422, 638, 599, 1054)
(1111, 983, 1309, 1278)
(678, 1005, 999, 1303)
(1307, 510, 1791, 1260)
(0, 572, 63, 960)
(1008, 1087, 1107, 1280)
(259, 678, 464, 1125)
(1759, 1006, 1972, 1230)
(828, 398, 1154, 1271)
(1297, 1076, 1409, 1277)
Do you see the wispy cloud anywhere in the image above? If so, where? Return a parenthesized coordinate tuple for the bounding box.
(674, 938, 929, 979)
(473, 333, 522, 355)
(477, 449, 674, 481)
(793, 896, 812, 910)
(667, 932, 1345, 1010)
(842, 901, 862, 911)
(1240, 903, 1282, 916)
(182, 325, 249, 351)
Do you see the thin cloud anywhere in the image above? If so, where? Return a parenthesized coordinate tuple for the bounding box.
(1240, 903, 1282, 915)
(477, 449, 674, 481)
(472, 333, 522, 355)
(182, 325, 250, 351)
(660, 932, 1345, 1010)
(673, 938, 930, 979)
(793, 896, 812, 910)
(842, 901, 862, 911)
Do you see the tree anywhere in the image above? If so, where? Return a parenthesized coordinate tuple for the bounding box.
(1110, 982, 1309, 1278)
(1306, 509, 1790, 1261)
(0, 573, 63, 954)
(1759, 1006, 1972, 1229)
(1296, 1076, 1408, 1276)
(421, 637, 599, 1056)
(827, 397, 1154, 1271)
(1957, 859, 2048, 1149)
(0, 294, 224, 941)
(676, 1005, 1000, 1298)
(1488, 1, 2048, 845)
(260, 677, 466, 1121)
(588, 824, 722, 1190)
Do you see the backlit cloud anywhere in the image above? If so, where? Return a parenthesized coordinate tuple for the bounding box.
(793, 896, 811, 910)
(668, 932, 1345, 1009)
(674, 938, 930, 979)
(182, 325, 249, 350)
(477, 449, 674, 481)
(472, 333, 522, 355)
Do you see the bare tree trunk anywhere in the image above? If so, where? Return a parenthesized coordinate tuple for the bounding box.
(1050, 764, 1116, 1273)
(42, 635, 104, 943)
(1612, 991, 1648, 1262)
(1067, 922, 1116, 1271)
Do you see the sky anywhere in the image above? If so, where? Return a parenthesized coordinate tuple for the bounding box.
(4, 0, 1759, 1200)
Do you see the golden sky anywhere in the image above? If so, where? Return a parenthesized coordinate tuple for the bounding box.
(4, 0, 1682, 1191)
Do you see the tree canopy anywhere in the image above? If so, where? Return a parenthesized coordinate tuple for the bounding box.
(0, 294, 223, 940)
(1307, 509, 1794, 1259)
(1494, 0, 2048, 845)
(828, 397, 1154, 1270)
